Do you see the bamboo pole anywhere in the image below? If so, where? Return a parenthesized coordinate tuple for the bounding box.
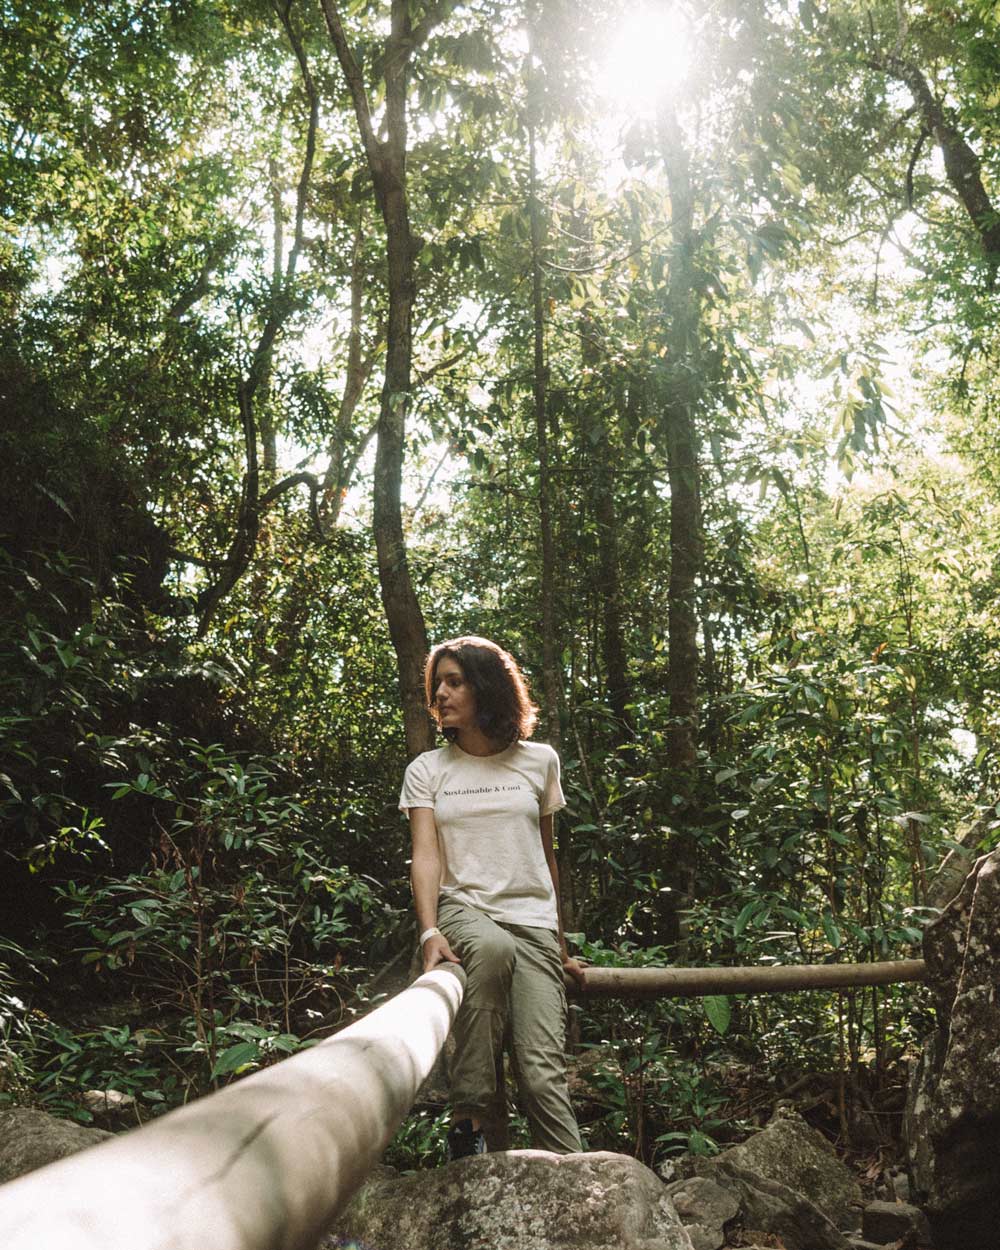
(0, 966, 465, 1250)
(569, 959, 926, 997)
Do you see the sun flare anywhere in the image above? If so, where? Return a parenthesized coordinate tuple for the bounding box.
(595, 3, 693, 117)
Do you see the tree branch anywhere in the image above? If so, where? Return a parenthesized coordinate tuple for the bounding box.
(167, 548, 225, 569)
(260, 471, 324, 536)
(905, 125, 930, 210)
(320, 227, 382, 524)
(275, 2, 318, 282)
(409, 0, 453, 52)
(166, 237, 233, 320)
(318, 0, 382, 176)
(873, 53, 1000, 272)
(196, 5, 321, 634)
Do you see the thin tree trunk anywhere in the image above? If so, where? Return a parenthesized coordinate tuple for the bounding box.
(657, 101, 705, 945)
(196, 3, 319, 634)
(659, 102, 704, 774)
(875, 53, 1000, 276)
(377, 176, 431, 756)
(527, 113, 561, 749)
(526, 63, 576, 940)
(594, 387, 633, 743)
(321, 0, 442, 757)
(319, 226, 381, 528)
(572, 193, 633, 745)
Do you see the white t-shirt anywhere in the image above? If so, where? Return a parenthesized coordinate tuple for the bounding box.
(399, 740, 566, 929)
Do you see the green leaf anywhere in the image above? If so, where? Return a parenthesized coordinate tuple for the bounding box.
(704, 995, 731, 1036)
(687, 1128, 716, 1155)
(733, 901, 758, 935)
(271, 1033, 300, 1053)
(821, 913, 842, 949)
(211, 1041, 260, 1079)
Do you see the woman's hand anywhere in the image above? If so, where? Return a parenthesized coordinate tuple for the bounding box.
(562, 955, 587, 989)
(423, 932, 461, 973)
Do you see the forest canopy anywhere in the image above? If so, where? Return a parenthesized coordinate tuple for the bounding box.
(2, 0, 999, 1161)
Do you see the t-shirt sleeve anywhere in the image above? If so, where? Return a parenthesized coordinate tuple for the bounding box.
(540, 747, 566, 816)
(399, 752, 435, 813)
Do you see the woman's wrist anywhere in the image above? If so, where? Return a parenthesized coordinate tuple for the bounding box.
(420, 925, 442, 945)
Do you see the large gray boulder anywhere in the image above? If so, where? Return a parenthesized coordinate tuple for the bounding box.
(670, 1157, 852, 1250)
(0, 1107, 112, 1185)
(713, 1109, 862, 1230)
(905, 847, 1000, 1250)
(326, 1150, 695, 1250)
(668, 1113, 860, 1250)
(664, 1174, 739, 1250)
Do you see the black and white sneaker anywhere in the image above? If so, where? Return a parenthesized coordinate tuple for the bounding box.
(445, 1118, 487, 1162)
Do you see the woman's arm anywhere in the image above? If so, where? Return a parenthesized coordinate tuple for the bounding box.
(409, 806, 461, 973)
(540, 812, 586, 988)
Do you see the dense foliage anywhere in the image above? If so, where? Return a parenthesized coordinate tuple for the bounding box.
(3, 0, 998, 1167)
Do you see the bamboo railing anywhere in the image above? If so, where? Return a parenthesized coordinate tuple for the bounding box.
(0, 956, 929, 1250)
(0, 966, 465, 1250)
(572, 958, 926, 997)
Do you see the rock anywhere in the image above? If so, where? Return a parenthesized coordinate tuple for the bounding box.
(80, 1088, 136, 1127)
(0, 1107, 112, 1184)
(715, 1163, 852, 1250)
(714, 1109, 862, 1230)
(861, 1200, 933, 1247)
(672, 1154, 851, 1250)
(665, 1174, 740, 1250)
(905, 846, 1000, 1250)
(326, 1150, 695, 1250)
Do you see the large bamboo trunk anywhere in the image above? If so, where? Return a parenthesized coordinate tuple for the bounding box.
(0, 967, 465, 1250)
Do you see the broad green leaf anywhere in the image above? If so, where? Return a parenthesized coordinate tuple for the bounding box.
(211, 1041, 260, 1079)
(733, 901, 758, 935)
(704, 995, 731, 1036)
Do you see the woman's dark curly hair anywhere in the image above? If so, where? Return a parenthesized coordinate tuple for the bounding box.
(424, 636, 538, 745)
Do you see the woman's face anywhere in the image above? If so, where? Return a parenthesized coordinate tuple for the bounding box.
(433, 655, 477, 734)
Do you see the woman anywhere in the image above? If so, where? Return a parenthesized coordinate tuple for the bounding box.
(399, 635, 586, 1161)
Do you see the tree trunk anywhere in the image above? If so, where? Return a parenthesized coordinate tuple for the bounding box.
(572, 193, 633, 746)
(657, 102, 705, 945)
(527, 113, 561, 749)
(593, 389, 633, 743)
(877, 54, 1000, 275)
(526, 59, 577, 941)
(659, 102, 704, 775)
(376, 181, 432, 756)
(321, 0, 437, 758)
(196, 4, 319, 635)
(319, 226, 380, 528)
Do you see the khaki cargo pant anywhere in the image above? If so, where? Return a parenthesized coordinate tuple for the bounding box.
(437, 897, 582, 1154)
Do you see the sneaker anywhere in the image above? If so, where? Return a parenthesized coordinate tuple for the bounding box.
(445, 1118, 487, 1162)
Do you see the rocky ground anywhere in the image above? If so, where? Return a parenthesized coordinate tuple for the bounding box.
(0, 1100, 934, 1250)
(325, 1108, 934, 1250)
